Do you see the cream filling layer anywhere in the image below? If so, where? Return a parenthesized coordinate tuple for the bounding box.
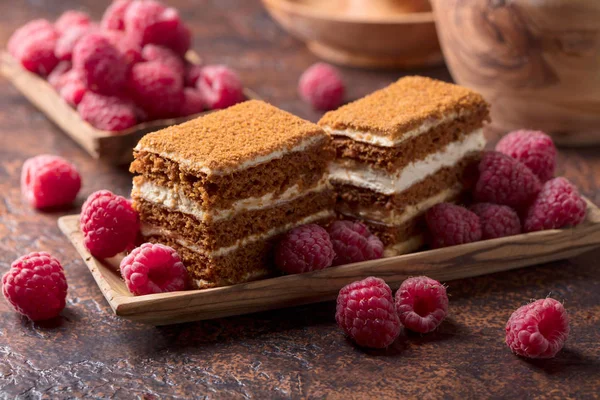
(340, 186, 462, 226)
(133, 177, 329, 222)
(140, 209, 334, 257)
(135, 135, 326, 176)
(329, 128, 485, 195)
(383, 235, 424, 258)
(323, 111, 470, 147)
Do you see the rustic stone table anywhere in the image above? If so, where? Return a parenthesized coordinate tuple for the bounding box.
(0, 1, 599, 398)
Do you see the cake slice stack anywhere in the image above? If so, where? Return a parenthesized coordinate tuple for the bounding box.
(319, 76, 490, 256)
(130, 100, 334, 288)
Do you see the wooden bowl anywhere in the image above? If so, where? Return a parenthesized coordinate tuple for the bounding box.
(261, 0, 443, 69)
(0, 51, 259, 164)
(431, 0, 600, 146)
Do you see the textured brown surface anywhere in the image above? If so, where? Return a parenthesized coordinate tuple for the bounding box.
(331, 109, 487, 172)
(136, 100, 326, 173)
(134, 189, 334, 250)
(319, 76, 490, 140)
(1, 1, 599, 399)
(131, 142, 332, 209)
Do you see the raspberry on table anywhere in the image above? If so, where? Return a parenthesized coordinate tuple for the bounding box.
(496, 130, 556, 182)
(129, 61, 184, 119)
(180, 88, 205, 116)
(77, 92, 137, 131)
(8, 20, 59, 76)
(124, 0, 181, 47)
(21, 154, 81, 209)
(59, 70, 87, 106)
(335, 277, 400, 348)
(54, 10, 91, 35)
(327, 220, 383, 266)
(2, 252, 68, 321)
(523, 177, 587, 232)
(120, 243, 188, 295)
(80, 190, 140, 259)
(101, 0, 132, 31)
(469, 203, 521, 240)
(505, 298, 569, 359)
(274, 224, 334, 274)
(425, 203, 482, 248)
(474, 151, 541, 210)
(395, 276, 448, 333)
(298, 62, 345, 111)
(141, 44, 185, 77)
(72, 33, 128, 95)
(196, 65, 245, 110)
(55, 24, 97, 62)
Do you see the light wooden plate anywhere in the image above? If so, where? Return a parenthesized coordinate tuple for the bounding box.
(58, 197, 600, 325)
(261, 0, 443, 69)
(0, 52, 259, 165)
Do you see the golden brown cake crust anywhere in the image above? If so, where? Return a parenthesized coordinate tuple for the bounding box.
(318, 76, 490, 140)
(136, 100, 327, 174)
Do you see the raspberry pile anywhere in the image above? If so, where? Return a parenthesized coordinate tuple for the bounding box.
(2, 252, 68, 321)
(7, 1, 245, 132)
(274, 221, 383, 275)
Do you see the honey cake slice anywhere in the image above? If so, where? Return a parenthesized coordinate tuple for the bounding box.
(130, 100, 335, 288)
(319, 77, 490, 256)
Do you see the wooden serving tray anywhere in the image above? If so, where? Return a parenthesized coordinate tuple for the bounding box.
(0, 52, 259, 165)
(58, 197, 600, 325)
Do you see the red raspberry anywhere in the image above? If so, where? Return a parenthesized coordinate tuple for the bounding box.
(469, 203, 521, 240)
(59, 70, 87, 106)
(72, 33, 128, 95)
(505, 298, 569, 359)
(47, 61, 72, 89)
(120, 243, 188, 295)
(80, 190, 140, 259)
(2, 252, 68, 321)
(180, 88, 205, 116)
(162, 22, 192, 57)
(523, 177, 586, 232)
(196, 65, 244, 110)
(54, 10, 91, 35)
(78, 92, 137, 131)
(141, 44, 185, 77)
(124, 0, 180, 47)
(101, 0, 132, 31)
(336, 277, 400, 348)
(21, 154, 81, 209)
(9, 20, 59, 76)
(395, 276, 448, 333)
(474, 151, 542, 210)
(425, 203, 482, 248)
(185, 64, 202, 87)
(298, 62, 345, 111)
(55, 24, 97, 62)
(129, 61, 184, 119)
(274, 224, 334, 274)
(101, 30, 143, 67)
(328, 220, 383, 266)
(496, 130, 556, 182)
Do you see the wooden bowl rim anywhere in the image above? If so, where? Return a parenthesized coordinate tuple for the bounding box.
(261, 0, 436, 25)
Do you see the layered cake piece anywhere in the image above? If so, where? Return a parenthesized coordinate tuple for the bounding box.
(319, 76, 490, 256)
(130, 100, 334, 288)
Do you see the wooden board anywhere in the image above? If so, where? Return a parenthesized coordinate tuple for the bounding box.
(0, 51, 260, 165)
(58, 197, 600, 325)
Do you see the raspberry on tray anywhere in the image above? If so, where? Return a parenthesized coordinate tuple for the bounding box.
(496, 130, 556, 182)
(469, 203, 521, 240)
(327, 220, 383, 266)
(425, 203, 482, 248)
(274, 224, 335, 274)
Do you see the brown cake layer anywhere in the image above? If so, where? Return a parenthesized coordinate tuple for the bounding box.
(331, 153, 480, 216)
(131, 142, 333, 210)
(133, 189, 334, 251)
(331, 111, 486, 172)
(144, 216, 334, 289)
(136, 100, 327, 174)
(319, 76, 490, 141)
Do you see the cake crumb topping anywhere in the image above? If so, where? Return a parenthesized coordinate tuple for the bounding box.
(318, 76, 489, 139)
(135, 100, 326, 174)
